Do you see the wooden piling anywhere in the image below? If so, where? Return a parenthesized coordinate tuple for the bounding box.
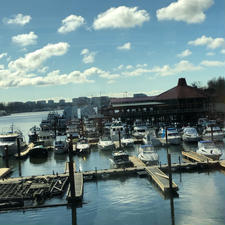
(17, 138, 21, 159)
(4, 146, 9, 168)
(68, 135, 76, 202)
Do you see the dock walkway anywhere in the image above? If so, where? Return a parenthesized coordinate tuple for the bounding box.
(145, 166, 178, 193)
(182, 151, 213, 162)
(14, 143, 34, 158)
(0, 168, 12, 179)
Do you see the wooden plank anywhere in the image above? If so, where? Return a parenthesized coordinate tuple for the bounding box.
(14, 143, 34, 158)
(182, 151, 213, 162)
(220, 160, 225, 169)
(67, 172, 83, 201)
(0, 168, 12, 179)
(129, 156, 146, 167)
(145, 166, 178, 193)
(65, 162, 76, 173)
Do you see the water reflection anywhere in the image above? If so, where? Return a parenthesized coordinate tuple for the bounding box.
(29, 156, 48, 164)
(71, 204, 77, 225)
(170, 195, 175, 225)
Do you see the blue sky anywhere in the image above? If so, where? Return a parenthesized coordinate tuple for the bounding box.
(0, 0, 224, 102)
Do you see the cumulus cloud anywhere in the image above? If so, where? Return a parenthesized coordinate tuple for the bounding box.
(12, 32, 38, 47)
(0, 53, 7, 60)
(151, 60, 202, 76)
(221, 49, 225, 54)
(206, 52, 215, 56)
(188, 35, 225, 49)
(0, 65, 4, 69)
(117, 42, 131, 50)
(3, 13, 31, 26)
(58, 15, 85, 34)
(177, 49, 192, 58)
(8, 42, 69, 73)
(122, 68, 151, 77)
(93, 6, 150, 30)
(156, 0, 214, 24)
(200, 60, 225, 67)
(80, 48, 96, 64)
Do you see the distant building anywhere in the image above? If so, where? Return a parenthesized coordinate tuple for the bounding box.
(48, 100, 54, 105)
(37, 100, 46, 105)
(133, 93, 147, 98)
(59, 99, 66, 106)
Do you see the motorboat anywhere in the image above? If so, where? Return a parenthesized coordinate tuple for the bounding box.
(0, 130, 27, 157)
(202, 126, 224, 142)
(138, 144, 159, 166)
(28, 126, 40, 143)
(143, 129, 161, 147)
(38, 130, 55, 147)
(159, 127, 181, 145)
(76, 138, 90, 154)
(110, 120, 126, 141)
(112, 150, 131, 166)
(29, 144, 48, 157)
(121, 135, 134, 148)
(98, 136, 114, 150)
(54, 135, 68, 154)
(132, 126, 148, 139)
(182, 127, 200, 143)
(196, 141, 222, 160)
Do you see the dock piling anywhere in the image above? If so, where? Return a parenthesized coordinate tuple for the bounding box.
(17, 138, 21, 159)
(4, 145, 9, 168)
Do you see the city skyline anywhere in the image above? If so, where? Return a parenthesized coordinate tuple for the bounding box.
(0, 0, 224, 102)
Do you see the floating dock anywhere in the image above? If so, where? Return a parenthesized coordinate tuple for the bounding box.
(14, 143, 34, 158)
(0, 168, 12, 179)
(145, 166, 178, 193)
(182, 151, 213, 162)
(220, 160, 225, 169)
(67, 172, 83, 202)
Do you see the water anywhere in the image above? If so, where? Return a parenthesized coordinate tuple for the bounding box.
(0, 112, 225, 225)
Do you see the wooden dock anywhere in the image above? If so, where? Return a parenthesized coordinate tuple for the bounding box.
(182, 151, 213, 162)
(145, 166, 178, 193)
(220, 160, 225, 169)
(65, 162, 76, 173)
(0, 168, 12, 179)
(129, 156, 146, 167)
(14, 143, 34, 158)
(67, 172, 83, 202)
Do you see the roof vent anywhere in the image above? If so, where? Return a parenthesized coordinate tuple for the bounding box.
(178, 78, 187, 86)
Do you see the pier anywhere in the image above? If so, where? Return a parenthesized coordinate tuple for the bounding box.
(14, 143, 34, 158)
(181, 151, 213, 162)
(0, 168, 12, 179)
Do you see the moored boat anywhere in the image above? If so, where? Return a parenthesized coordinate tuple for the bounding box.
(54, 135, 68, 154)
(98, 136, 114, 150)
(138, 144, 159, 165)
(182, 127, 200, 143)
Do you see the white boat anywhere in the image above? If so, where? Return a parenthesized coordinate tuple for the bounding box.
(202, 126, 224, 142)
(110, 120, 126, 141)
(38, 130, 55, 147)
(138, 144, 159, 165)
(196, 141, 222, 160)
(112, 150, 130, 166)
(54, 135, 68, 154)
(121, 135, 134, 148)
(182, 127, 200, 143)
(28, 126, 40, 143)
(132, 126, 148, 139)
(0, 131, 27, 157)
(159, 127, 181, 145)
(98, 136, 114, 150)
(143, 129, 161, 147)
(76, 138, 90, 154)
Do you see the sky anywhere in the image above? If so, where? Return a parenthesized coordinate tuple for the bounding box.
(0, 0, 224, 103)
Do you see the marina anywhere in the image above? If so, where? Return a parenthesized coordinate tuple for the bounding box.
(0, 109, 225, 224)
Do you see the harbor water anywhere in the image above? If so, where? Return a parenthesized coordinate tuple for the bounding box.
(0, 111, 225, 225)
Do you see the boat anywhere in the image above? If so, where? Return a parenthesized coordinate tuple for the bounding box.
(196, 141, 222, 160)
(159, 127, 181, 145)
(54, 135, 68, 154)
(202, 126, 224, 142)
(97, 136, 114, 150)
(182, 127, 200, 143)
(76, 138, 90, 154)
(28, 125, 40, 143)
(112, 150, 131, 166)
(121, 135, 134, 148)
(38, 130, 55, 147)
(0, 129, 27, 157)
(29, 144, 48, 157)
(143, 129, 161, 147)
(110, 120, 126, 141)
(138, 144, 159, 165)
(132, 125, 148, 140)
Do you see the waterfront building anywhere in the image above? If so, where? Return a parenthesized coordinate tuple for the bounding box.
(108, 78, 210, 125)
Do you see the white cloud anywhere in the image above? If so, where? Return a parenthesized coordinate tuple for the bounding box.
(206, 52, 215, 56)
(126, 65, 133, 69)
(188, 35, 225, 49)
(117, 64, 124, 70)
(12, 32, 38, 47)
(122, 68, 151, 77)
(58, 15, 85, 34)
(0, 53, 7, 59)
(151, 60, 202, 76)
(117, 42, 131, 50)
(93, 6, 150, 30)
(156, 0, 214, 24)
(200, 60, 225, 67)
(80, 48, 96, 64)
(3, 13, 31, 26)
(0, 65, 4, 69)
(177, 49, 192, 58)
(136, 64, 147, 68)
(221, 49, 225, 54)
(8, 42, 69, 73)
